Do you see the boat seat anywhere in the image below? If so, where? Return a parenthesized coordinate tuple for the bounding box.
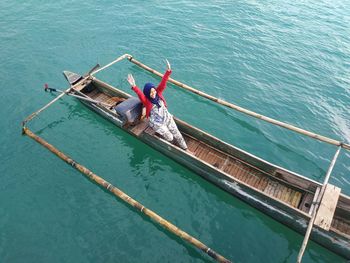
(114, 97, 143, 125)
(314, 184, 341, 231)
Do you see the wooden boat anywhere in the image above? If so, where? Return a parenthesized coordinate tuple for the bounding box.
(62, 66, 350, 259)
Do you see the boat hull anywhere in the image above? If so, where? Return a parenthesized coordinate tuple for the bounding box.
(71, 75, 350, 259)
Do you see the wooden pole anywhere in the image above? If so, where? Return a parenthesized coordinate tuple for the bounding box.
(91, 54, 131, 76)
(22, 127, 232, 263)
(296, 146, 341, 263)
(22, 76, 91, 127)
(22, 87, 71, 127)
(48, 88, 116, 108)
(128, 57, 350, 151)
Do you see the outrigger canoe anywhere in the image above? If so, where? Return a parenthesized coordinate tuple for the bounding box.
(60, 58, 350, 260)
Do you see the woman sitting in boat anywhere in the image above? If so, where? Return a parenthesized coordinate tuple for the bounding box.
(127, 60, 188, 151)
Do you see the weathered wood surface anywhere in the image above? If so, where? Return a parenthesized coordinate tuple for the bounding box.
(299, 193, 314, 214)
(314, 184, 341, 231)
(183, 134, 304, 208)
(296, 147, 342, 263)
(332, 217, 350, 236)
(130, 120, 149, 136)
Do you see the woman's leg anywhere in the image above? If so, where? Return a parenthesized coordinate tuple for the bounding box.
(167, 117, 188, 150)
(154, 125, 174, 142)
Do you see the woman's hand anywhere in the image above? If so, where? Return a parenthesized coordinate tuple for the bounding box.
(165, 59, 171, 71)
(127, 74, 136, 87)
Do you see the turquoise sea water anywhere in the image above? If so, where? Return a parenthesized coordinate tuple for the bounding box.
(1, 1, 350, 262)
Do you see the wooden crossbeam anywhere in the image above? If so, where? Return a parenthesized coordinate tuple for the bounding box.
(314, 184, 341, 231)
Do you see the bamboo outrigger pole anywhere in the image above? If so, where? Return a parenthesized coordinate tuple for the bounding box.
(22, 126, 232, 263)
(22, 87, 71, 127)
(296, 146, 341, 263)
(123, 56, 350, 151)
(22, 75, 92, 127)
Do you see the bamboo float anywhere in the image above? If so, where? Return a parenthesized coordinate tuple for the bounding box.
(296, 146, 341, 263)
(22, 127, 232, 263)
(127, 56, 350, 151)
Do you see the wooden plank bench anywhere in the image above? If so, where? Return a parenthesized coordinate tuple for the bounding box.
(314, 184, 341, 231)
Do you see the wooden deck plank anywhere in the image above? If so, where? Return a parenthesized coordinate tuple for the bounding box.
(94, 93, 108, 102)
(288, 190, 297, 205)
(264, 181, 273, 195)
(245, 171, 255, 185)
(280, 185, 288, 200)
(331, 218, 339, 229)
(247, 174, 256, 186)
(235, 166, 246, 181)
(239, 168, 249, 182)
(270, 182, 279, 196)
(334, 219, 345, 232)
(220, 156, 230, 170)
(252, 176, 261, 189)
(249, 174, 259, 187)
(130, 120, 149, 136)
(175, 133, 310, 215)
(277, 185, 286, 200)
(339, 220, 350, 235)
(280, 186, 289, 202)
(252, 174, 261, 187)
(249, 171, 259, 186)
(198, 146, 210, 160)
(269, 182, 278, 196)
(339, 221, 347, 233)
(249, 176, 257, 185)
(223, 158, 234, 173)
(252, 173, 262, 188)
(291, 191, 302, 208)
(272, 183, 282, 199)
(331, 217, 350, 235)
(276, 185, 285, 201)
(187, 139, 200, 153)
(194, 144, 205, 158)
(314, 184, 341, 231)
(258, 177, 269, 192)
(341, 221, 350, 235)
(332, 218, 349, 234)
(207, 151, 225, 168)
(226, 161, 237, 173)
(233, 165, 243, 179)
(233, 165, 244, 180)
(229, 163, 240, 178)
(223, 161, 233, 174)
(285, 188, 292, 204)
(239, 168, 250, 183)
(266, 181, 274, 195)
(205, 151, 216, 165)
(86, 89, 100, 98)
